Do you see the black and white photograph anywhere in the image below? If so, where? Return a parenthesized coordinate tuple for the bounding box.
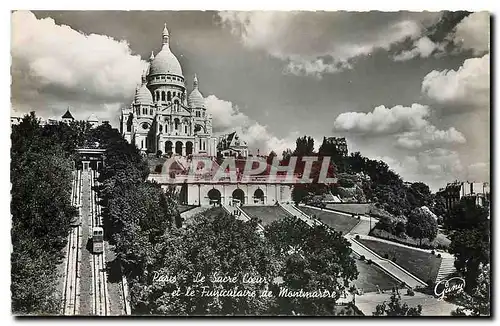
(8, 7, 491, 317)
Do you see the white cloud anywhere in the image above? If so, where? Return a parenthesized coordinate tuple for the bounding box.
(451, 11, 490, 55)
(333, 104, 430, 135)
(218, 11, 439, 77)
(465, 162, 490, 182)
(11, 10, 144, 118)
(205, 95, 297, 155)
(396, 125, 466, 149)
(205, 95, 250, 130)
(372, 148, 475, 191)
(421, 54, 490, 107)
(333, 103, 466, 150)
(392, 37, 439, 61)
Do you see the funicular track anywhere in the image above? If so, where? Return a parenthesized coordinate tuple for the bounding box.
(61, 170, 82, 315)
(89, 169, 109, 316)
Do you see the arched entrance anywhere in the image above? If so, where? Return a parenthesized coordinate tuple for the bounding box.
(253, 188, 265, 204)
(232, 188, 245, 205)
(175, 141, 183, 155)
(208, 188, 221, 205)
(186, 141, 193, 156)
(165, 141, 173, 154)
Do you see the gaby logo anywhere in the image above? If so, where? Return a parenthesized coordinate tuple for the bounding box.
(434, 277, 465, 299)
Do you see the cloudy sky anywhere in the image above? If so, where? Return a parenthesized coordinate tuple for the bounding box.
(11, 10, 490, 191)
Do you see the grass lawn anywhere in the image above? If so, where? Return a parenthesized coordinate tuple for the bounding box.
(358, 238, 442, 283)
(178, 205, 197, 214)
(326, 203, 372, 215)
(370, 228, 451, 250)
(353, 255, 399, 292)
(242, 206, 292, 226)
(299, 207, 360, 234)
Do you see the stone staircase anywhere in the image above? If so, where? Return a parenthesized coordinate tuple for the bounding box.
(436, 256, 456, 283)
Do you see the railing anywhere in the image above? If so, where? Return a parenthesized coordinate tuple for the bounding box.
(148, 173, 303, 184)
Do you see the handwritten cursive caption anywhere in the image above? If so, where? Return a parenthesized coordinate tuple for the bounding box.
(151, 271, 338, 299)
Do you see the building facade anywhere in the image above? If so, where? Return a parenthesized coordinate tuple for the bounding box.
(218, 132, 249, 158)
(437, 181, 490, 211)
(120, 24, 218, 157)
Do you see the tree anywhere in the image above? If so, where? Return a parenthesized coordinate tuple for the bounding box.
(373, 294, 422, 316)
(11, 112, 77, 314)
(453, 264, 490, 316)
(293, 136, 315, 157)
(282, 148, 293, 162)
(266, 216, 358, 315)
(318, 137, 345, 172)
(446, 198, 490, 292)
(406, 207, 438, 246)
(267, 151, 277, 166)
(130, 209, 281, 315)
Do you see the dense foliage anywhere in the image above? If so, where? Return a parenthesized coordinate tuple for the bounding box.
(285, 135, 433, 219)
(265, 216, 358, 315)
(11, 113, 79, 314)
(453, 263, 490, 316)
(445, 198, 490, 292)
(130, 210, 280, 315)
(92, 124, 180, 281)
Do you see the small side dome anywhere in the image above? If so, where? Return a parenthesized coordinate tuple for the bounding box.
(188, 74, 205, 108)
(87, 113, 98, 122)
(134, 84, 153, 105)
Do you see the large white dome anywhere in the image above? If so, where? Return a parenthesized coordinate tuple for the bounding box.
(149, 45, 183, 76)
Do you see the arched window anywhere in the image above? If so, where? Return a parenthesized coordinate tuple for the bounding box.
(184, 125, 188, 133)
(174, 118, 180, 130)
(174, 99, 179, 105)
(167, 91, 171, 101)
(161, 91, 166, 101)
(150, 108, 153, 115)
(159, 124, 163, 133)
(155, 91, 159, 101)
(203, 142, 206, 150)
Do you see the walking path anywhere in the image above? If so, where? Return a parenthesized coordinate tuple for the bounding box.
(294, 204, 427, 288)
(353, 234, 454, 258)
(355, 291, 459, 316)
